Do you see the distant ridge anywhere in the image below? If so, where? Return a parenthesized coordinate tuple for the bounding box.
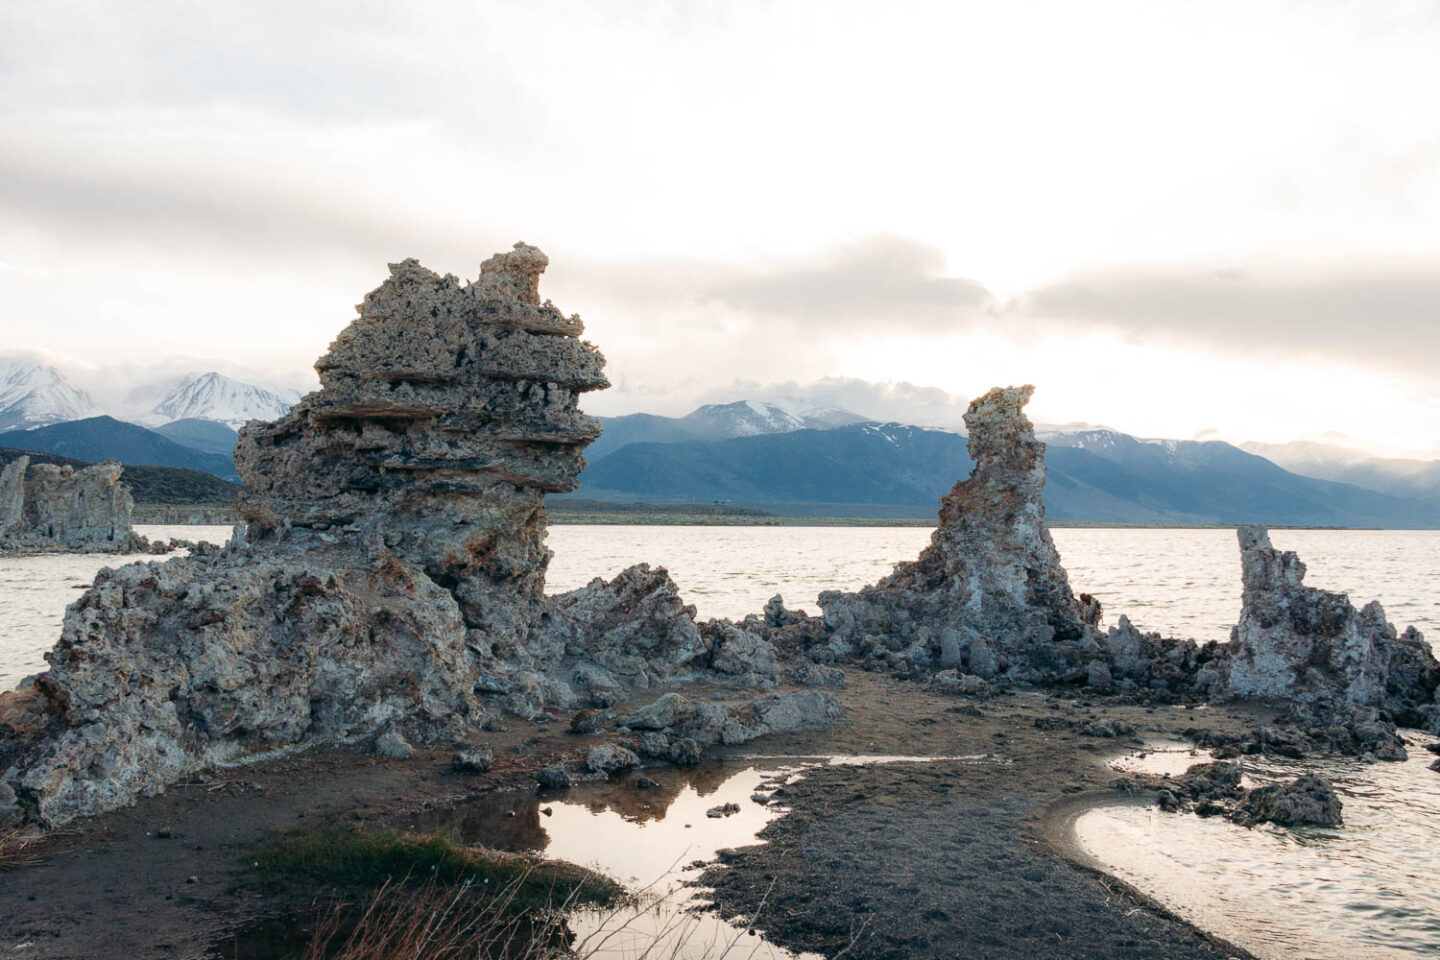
(587, 399, 868, 461)
(0, 447, 241, 505)
(154, 418, 241, 458)
(1241, 439, 1440, 505)
(575, 423, 1439, 528)
(0, 416, 240, 481)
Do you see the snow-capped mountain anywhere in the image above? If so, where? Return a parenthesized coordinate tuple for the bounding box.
(0, 356, 98, 431)
(683, 401, 809, 437)
(788, 402, 873, 429)
(586, 400, 871, 461)
(149, 372, 297, 429)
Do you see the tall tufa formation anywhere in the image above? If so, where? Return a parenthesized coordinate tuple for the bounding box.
(1217, 526, 1438, 727)
(1, 245, 811, 827)
(817, 385, 1101, 680)
(234, 243, 607, 647)
(0, 455, 147, 553)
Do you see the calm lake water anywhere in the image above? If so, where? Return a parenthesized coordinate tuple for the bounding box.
(2, 524, 1437, 691)
(1082, 736, 1440, 960)
(5, 524, 1440, 959)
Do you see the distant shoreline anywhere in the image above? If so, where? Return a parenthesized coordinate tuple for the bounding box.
(130, 504, 1424, 532)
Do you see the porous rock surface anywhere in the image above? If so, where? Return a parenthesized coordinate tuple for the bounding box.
(0, 245, 805, 826)
(1214, 526, 1438, 734)
(816, 386, 1103, 683)
(0, 456, 148, 553)
(1150, 761, 1343, 828)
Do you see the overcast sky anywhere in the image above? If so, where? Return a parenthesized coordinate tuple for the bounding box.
(2, 1, 1437, 455)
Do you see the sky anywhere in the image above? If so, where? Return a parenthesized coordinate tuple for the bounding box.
(1, 0, 1438, 455)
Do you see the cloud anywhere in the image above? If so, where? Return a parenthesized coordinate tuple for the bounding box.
(1017, 265, 1440, 374)
(703, 236, 997, 334)
(0, 118, 490, 265)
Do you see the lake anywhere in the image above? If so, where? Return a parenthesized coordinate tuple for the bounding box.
(2, 525, 1437, 690)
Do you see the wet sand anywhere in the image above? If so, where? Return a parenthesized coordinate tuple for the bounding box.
(0, 672, 1273, 959)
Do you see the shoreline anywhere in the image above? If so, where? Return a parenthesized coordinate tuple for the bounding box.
(0, 672, 1276, 960)
(1036, 790, 1258, 960)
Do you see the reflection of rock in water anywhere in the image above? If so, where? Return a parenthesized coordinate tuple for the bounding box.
(408, 791, 549, 853)
(578, 762, 738, 824)
(420, 762, 753, 845)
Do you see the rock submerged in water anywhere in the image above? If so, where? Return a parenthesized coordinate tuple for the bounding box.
(1234, 773, 1344, 828)
(1157, 761, 1342, 829)
(0, 244, 827, 827)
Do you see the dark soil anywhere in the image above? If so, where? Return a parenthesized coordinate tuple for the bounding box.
(698, 671, 1269, 960)
(0, 671, 1273, 959)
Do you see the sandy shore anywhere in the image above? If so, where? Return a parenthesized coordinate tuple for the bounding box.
(0, 671, 1273, 959)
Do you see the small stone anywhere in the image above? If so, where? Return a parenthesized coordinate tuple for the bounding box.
(569, 709, 608, 735)
(535, 765, 571, 790)
(451, 746, 493, 774)
(586, 744, 641, 775)
(634, 776, 660, 790)
(374, 729, 414, 759)
(706, 802, 741, 818)
(1080, 718, 1133, 739)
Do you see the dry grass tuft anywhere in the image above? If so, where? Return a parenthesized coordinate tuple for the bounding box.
(0, 827, 49, 871)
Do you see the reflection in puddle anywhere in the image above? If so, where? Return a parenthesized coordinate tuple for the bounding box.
(211, 755, 999, 959)
(411, 761, 820, 959)
(1078, 733, 1440, 959)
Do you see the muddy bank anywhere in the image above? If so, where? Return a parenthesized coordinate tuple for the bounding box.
(0, 670, 1272, 960)
(0, 684, 689, 960)
(698, 671, 1265, 960)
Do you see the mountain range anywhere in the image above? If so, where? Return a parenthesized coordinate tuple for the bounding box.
(0, 353, 1435, 526)
(1241, 440, 1440, 506)
(0, 357, 299, 434)
(0, 417, 239, 481)
(573, 421, 1437, 527)
(142, 371, 296, 429)
(586, 400, 870, 461)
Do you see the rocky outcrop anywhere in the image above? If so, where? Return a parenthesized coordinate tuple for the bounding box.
(1148, 761, 1342, 828)
(617, 690, 841, 764)
(0, 457, 23, 533)
(1234, 773, 1343, 828)
(1215, 527, 1438, 728)
(0, 456, 148, 553)
(0, 245, 811, 827)
(817, 386, 1101, 683)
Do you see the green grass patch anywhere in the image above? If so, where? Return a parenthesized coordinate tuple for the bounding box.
(237, 827, 627, 915)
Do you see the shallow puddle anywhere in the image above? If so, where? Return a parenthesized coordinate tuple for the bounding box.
(1077, 732, 1440, 959)
(212, 756, 997, 959)
(407, 760, 821, 959)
